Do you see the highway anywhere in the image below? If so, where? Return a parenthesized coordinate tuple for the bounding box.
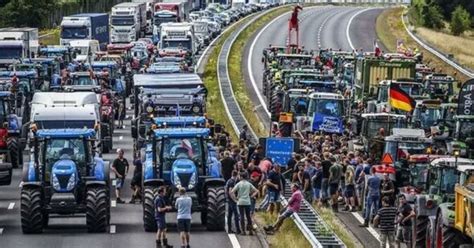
(244, 6, 387, 248)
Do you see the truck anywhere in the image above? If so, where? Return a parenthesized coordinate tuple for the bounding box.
(110, 2, 147, 44)
(354, 57, 416, 100)
(0, 27, 39, 65)
(132, 0, 159, 35)
(158, 22, 196, 65)
(69, 39, 100, 63)
(152, 2, 191, 43)
(60, 13, 109, 48)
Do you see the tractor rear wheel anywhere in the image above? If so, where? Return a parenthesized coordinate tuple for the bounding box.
(414, 215, 428, 247)
(7, 137, 20, 169)
(205, 186, 225, 231)
(143, 186, 158, 232)
(86, 186, 109, 233)
(435, 212, 466, 248)
(20, 187, 44, 234)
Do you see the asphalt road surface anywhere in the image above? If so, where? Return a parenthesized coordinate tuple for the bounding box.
(245, 6, 388, 248)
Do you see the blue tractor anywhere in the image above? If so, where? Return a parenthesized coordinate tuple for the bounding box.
(20, 129, 110, 233)
(142, 128, 225, 231)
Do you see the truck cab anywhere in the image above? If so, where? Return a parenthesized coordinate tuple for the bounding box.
(110, 2, 146, 43)
(70, 39, 100, 63)
(153, 10, 180, 44)
(159, 22, 196, 66)
(60, 13, 109, 47)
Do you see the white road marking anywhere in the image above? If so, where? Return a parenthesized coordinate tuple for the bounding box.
(352, 212, 381, 242)
(317, 13, 334, 48)
(18, 181, 23, 188)
(110, 225, 116, 234)
(228, 233, 241, 248)
(8, 202, 15, 210)
(346, 7, 377, 50)
(119, 136, 123, 140)
(0, 228, 4, 235)
(111, 200, 117, 208)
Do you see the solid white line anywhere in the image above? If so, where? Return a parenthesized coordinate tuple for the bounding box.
(228, 233, 241, 248)
(7, 202, 15, 210)
(352, 212, 381, 242)
(110, 224, 116, 234)
(346, 8, 377, 51)
(247, 6, 324, 118)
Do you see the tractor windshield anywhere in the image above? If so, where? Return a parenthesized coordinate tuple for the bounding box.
(288, 94, 308, 116)
(161, 137, 204, 170)
(409, 163, 429, 190)
(308, 98, 344, 118)
(44, 138, 87, 176)
(363, 117, 406, 139)
(430, 167, 458, 194)
(384, 141, 429, 161)
(71, 76, 94, 86)
(459, 120, 474, 141)
(416, 108, 441, 128)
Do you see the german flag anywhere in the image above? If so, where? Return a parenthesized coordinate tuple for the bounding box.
(390, 84, 416, 112)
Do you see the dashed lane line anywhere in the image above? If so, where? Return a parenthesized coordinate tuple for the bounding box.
(346, 7, 377, 50)
(0, 228, 4, 235)
(7, 202, 15, 210)
(110, 225, 116, 234)
(111, 200, 117, 208)
(228, 233, 241, 248)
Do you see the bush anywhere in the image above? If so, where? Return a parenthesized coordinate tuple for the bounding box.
(451, 6, 472, 36)
(0, 0, 56, 28)
(421, 4, 445, 29)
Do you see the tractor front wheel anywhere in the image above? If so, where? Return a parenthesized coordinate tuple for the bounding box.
(20, 187, 44, 234)
(7, 137, 20, 169)
(414, 215, 428, 247)
(205, 186, 225, 231)
(143, 186, 158, 232)
(86, 186, 109, 233)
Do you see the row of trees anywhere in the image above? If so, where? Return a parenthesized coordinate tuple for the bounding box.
(411, 0, 472, 36)
(0, 0, 57, 28)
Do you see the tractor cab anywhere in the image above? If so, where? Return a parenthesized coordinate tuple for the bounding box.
(412, 99, 442, 131)
(427, 157, 472, 202)
(383, 128, 432, 163)
(21, 128, 110, 233)
(371, 79, 424, 113)
(39, 46, 73, 65)
(107, 43, 134, 62)
(298, 92, 345, 133)
(275, 53, 313, 70)
(282, 88, 313, 117)
(450, 115, 474, 158)
(63, 72, 100, 92)
(423, 74, 455, 102)
(89, 61, 125, 95)
(285, 72, 335, 92)
(24, 58, 62, 89)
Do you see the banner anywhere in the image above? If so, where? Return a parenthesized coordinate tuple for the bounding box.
(458, 79, 474, 116)
(265, 138, 294, 167)
(312, 113, 344, 134)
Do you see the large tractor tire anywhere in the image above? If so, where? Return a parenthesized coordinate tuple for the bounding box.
(86, 186, 109, 233)
(143, 186, 158, 232)
(414, 215, 428, 247)
(205, 186, 226, 231)
(20, 187, 44, 234)
(7, 137, 20, 169)
(435, 212, 466, 248)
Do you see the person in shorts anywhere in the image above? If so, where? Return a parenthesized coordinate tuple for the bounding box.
(396, 195, 415, 248)
(111, 148, 129, 204)
(266, 164, 282, 215)
(155, 187, 172, 248)
(264, 184, 303, 234)
(176, 187, 192, 248)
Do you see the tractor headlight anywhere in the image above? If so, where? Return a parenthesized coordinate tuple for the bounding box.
(188, 173, 196, 190)
(173, 172, 182, 188)
(192, 105, 201, 114)
(146, 105, 154, 113)
(66, 173, 76, 191)
(52, 174, 60, 191)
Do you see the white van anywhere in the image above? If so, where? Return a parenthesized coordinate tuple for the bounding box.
(69, 39, 100, 62)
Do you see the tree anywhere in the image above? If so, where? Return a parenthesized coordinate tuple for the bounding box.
(0, 0, 56, 28)
(421, 4, 445, 29)
(451, 5, 472, 36)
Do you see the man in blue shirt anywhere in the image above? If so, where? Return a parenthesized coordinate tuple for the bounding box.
(176, 187, 193, 248)
(155, 187, 172, 248)
(225, 170, 241, 234)
(360, 167, 381, 227)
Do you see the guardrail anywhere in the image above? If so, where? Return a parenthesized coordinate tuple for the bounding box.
(217, 6, 345, 247)
(401, 12, 474, 78)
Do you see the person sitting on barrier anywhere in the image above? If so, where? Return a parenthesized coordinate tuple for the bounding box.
(263, 183, 303, 235)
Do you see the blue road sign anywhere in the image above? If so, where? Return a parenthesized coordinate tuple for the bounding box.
(265, 138, 294, 167)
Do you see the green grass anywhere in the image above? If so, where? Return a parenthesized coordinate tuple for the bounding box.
(228, 6, 293, 137)
(315, 206, 361, 248)
(375, 7, 470, 84)
(39, 28, 60, 46)
(256, 212, 311, 248)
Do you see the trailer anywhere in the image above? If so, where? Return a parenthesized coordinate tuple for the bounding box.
(60, 13, 109, 48)
(110, 2, 147, 43)
(0, 27, 39, 64)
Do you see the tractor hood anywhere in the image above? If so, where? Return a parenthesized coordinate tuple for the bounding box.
(51, 159, 78, 193)
(171, 158, 197, 190)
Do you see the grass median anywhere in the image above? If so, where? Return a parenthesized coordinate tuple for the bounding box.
(228, 6, 292, 137)
(376, 7, 470, 83)
(39, 28, 60, 45)
(256, 212, 311, 248)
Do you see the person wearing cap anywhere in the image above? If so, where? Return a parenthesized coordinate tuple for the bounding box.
(111, 148, 129, 204)
(266, 164, 283, 215)
(264, 183, 302, 234)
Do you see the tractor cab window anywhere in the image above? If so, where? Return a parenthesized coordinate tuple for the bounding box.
(416, 107, 441, 128)
(409, 163, 429, 190)
(308, 98, 343, 117)
(162, 137, 203, 171)
(289, 95, 308, 115)
(384, 141, 428, 161)
(72, 76, 94, 86)
(44, 138, 87, 176)
(377, 86, 389, 102)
